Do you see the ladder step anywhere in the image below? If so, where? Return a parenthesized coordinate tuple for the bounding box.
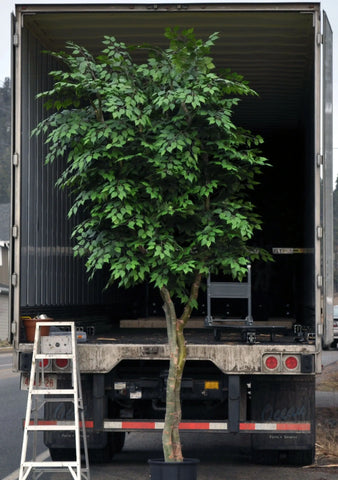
(27, 425, 77, 431)
(36, 397, 76, 403)
(36, 353, 73, 359)
(31, 388, 75, 395)
(23, 461, 78, 468)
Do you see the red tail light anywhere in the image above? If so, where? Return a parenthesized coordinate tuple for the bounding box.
(264, 355, 278, 370)
(55, 359, 69, 369)
(284, 356, 298, 370)
(39, 359, 49, 368)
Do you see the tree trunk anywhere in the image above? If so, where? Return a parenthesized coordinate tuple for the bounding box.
(160, 273, 202, 462)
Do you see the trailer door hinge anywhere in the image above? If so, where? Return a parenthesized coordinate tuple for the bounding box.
(317, 226, 323, 239)
(316, 154, 323, 167)
(11, 273, 18, 287)
(13, 33, 19, 47)
(12, 225, 18, 239)
(12, 153, 19, 166)
(317, 275, 323, 288)
(317, 33, 323, 45)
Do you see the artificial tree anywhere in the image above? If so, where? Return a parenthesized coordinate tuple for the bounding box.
(34, 29, 269, 462)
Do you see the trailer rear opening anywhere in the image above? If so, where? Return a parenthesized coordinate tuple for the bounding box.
(11, 3, 333, 465)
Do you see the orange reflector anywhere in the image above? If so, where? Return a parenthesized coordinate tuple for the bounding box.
(204, 381, 219, 390)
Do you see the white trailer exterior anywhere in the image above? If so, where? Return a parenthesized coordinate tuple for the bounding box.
(10, 2, 333, 465)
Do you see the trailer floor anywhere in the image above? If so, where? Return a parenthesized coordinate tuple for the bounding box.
(83, 317, 313, 346)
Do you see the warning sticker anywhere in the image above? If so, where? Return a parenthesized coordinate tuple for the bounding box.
(272, 248, 313, 254)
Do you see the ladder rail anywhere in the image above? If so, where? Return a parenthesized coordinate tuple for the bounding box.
(71, 323, 82, 476)
(77, 364, 90, 474)
(19, 321, 40, 479)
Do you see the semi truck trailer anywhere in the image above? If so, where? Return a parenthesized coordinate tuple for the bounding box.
(10, 1, 333, 465)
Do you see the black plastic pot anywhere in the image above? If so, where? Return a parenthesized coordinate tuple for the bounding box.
(148, 458, 199, 480)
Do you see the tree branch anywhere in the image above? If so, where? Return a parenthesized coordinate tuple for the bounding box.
(180, 272, 202, 326)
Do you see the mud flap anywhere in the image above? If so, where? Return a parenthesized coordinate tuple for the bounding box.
(250, 376, 315, 453)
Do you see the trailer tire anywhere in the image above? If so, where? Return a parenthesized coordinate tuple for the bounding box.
(49, 448, 76, 461)
(112, 432, 126, 454)
(251, 449, 279, 465)
(88, 432, 126, 463)
(252, 448, 315, 466)
(49, 446, 113, 464)
(88, 433, 114, 463)
(49, 433, 125, 464)
(285, 448, 315, 466)
(88, 443, 113, 463)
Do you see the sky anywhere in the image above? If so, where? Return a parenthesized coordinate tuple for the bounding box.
(1, 0, 337, 183)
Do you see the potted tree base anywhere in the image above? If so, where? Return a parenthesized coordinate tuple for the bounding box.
(148, 458, 199, 480)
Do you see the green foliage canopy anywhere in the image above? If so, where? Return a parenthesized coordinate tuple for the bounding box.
(34, 28, 269, 306)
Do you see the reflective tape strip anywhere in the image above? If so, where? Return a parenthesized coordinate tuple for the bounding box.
(240, 423, 260, 431)
(103, 421, 310, 432)
(105, 421, 123, 429)
(209, 422, 228, 430)
(179, 422, 211, 430)
(239, 423, 311, 431)
(104, 421, 163, 430)
(277, 423, 311, 431)
(103, 421, 223, 430)
(254, 423, 277, 431)
(26, 420, 94, 428)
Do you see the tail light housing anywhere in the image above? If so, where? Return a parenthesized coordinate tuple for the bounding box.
(39, 358, 50, 368)
(283, 355, 299, 371)
(54, 358, 70, 370)
(262, 354, 300, 373)
(263, 355, 279, 371)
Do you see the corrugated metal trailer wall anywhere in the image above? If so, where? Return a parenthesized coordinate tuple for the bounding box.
(20, 27, 107, 310)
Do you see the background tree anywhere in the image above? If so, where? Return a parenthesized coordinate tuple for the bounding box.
(34, 29, 270, 462)
(0, 78, 11, 204)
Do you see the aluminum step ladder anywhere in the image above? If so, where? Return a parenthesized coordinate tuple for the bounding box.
(19, 321, 90, 480)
